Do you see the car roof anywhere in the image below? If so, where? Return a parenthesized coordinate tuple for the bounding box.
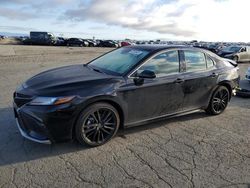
(126, 45, 198, 52)
(124, 45, 222, 61)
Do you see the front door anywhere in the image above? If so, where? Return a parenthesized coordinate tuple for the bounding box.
(119, 50, 185, 125)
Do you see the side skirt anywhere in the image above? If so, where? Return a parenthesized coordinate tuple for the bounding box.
(124, 109, 203, 128)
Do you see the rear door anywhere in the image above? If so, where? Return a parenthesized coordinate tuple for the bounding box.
(181, 50, 218, 110)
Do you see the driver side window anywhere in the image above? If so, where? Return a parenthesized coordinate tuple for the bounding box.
(138, 50, 179, 77)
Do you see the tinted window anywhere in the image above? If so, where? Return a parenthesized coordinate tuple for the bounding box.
(206, 56, 214, 68)
(138, 51, 179, 77)
(89, 48, 149, 75)
(184, 51, 206, 72)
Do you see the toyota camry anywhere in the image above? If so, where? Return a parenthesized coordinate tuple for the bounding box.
(13, 46, 239, 146)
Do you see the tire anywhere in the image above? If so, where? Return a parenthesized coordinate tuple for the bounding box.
(233, 56, 238, 62)
(205, 86, 230, 115)
(75, 103, 120, 147)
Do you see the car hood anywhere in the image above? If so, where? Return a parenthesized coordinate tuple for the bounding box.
(23, 64, 114, 93)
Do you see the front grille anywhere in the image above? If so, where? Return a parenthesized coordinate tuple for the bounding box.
(15, 92, 32, 99)
(14, 92, 33, 108)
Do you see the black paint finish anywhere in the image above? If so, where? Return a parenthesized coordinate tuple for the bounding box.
(13, 46, 240, 143)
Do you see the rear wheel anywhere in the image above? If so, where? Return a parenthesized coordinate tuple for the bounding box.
(205, 86, 230, 115)
(75, 103, 120, 146)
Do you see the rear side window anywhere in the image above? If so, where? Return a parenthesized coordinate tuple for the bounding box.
(206, 56, 214, 68)
(184, 51, 206, 72)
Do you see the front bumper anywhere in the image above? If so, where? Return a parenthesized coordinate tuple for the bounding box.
(14, 103, 52, 144)
(15, 117, 51, 144)
(13, 101, 79, 144)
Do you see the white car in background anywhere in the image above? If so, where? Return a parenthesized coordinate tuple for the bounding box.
(223, 46, 250, 62)
(246, 67, 250, 82)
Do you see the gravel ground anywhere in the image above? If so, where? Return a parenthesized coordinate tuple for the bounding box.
(0, 45, 250, 188)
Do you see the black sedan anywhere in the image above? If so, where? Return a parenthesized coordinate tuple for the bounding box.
(97, 40, 118, 48)
(13, 46, 239, 146)
(67, 38, 88, 47)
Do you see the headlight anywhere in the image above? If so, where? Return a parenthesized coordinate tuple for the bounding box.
(29, 96, 75, 106)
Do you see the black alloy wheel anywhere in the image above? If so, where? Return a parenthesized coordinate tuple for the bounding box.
(206, 86, 230, 115)
(75, 103, 120, 146)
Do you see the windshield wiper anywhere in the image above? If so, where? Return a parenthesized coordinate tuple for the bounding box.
(92, 68, 103, 73)
(88, 65, 105, 74)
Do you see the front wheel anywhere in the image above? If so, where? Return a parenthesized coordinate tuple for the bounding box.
(75, 103, 120, 147)
(205, 86, 230, 115)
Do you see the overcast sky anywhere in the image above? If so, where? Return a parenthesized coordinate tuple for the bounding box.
(0, 0, 249, 41)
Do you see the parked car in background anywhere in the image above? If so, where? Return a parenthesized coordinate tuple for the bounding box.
(121, 41, 132, 47)
(98, 40, 119, 48)
(13, 46, 239, 146)
(206, 44, 218, 53)
(56, 37, 66, 46)
(18, 36, 29, 42)
(217, 46, 242, 57)
(219, 46, 250, 62)
(67, 38, 88, 47)
(29, 31, 57, 45)
(82, 39, 96, 47)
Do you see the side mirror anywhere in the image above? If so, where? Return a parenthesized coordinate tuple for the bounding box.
(133, 70, 156, 86)
(138, 70, 156, 79)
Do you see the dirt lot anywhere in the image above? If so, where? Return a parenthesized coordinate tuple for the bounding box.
(0, 45, 250, 188)
(0, 38, 22, 45)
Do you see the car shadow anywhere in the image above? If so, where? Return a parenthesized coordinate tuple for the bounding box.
(0, 107, 90, 167)
(0, 106, 209, 167)
(117, 111, 209, 137)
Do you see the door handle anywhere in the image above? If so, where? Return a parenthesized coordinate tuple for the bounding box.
(210, 72, 218, 78)
(174, 78, 184, 84)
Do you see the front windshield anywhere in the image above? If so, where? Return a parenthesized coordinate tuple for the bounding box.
(88, 47, 149, 75)
(224, 46, 241, 52)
